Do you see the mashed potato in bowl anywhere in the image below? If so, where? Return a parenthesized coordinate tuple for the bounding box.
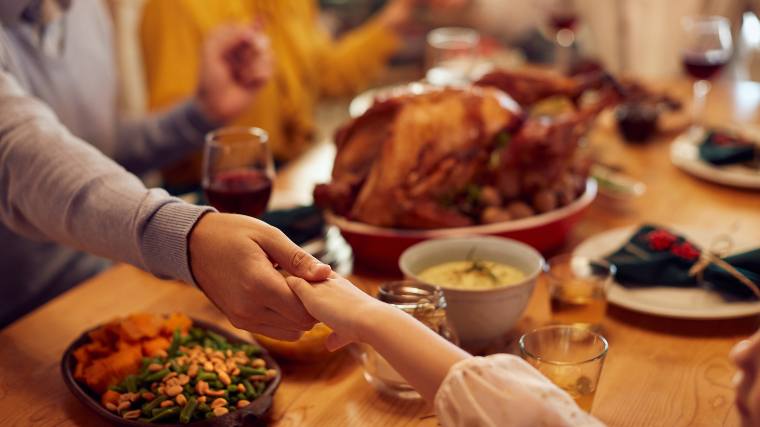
(418, 260, 525, 290)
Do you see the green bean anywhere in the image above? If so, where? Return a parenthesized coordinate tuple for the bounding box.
(227, 384, 238, 393)
(190, 327, 205, 340)
(241, 344, 262, 357)
(123, 375, 138, 393)
(167, 328, 181, 358)
(140, 357, 152, 370)
(205, 411, 216, 419)
(179, 396, 197, 424)
(197, 371, 217, 381)
(255, 382, 265, 394)
(209, 380, 224, 390)
(180, 333, 194, 345)
(141, 395, 168, 416)
(235, 392, 247, 402)
(108, 384, 126, 393)
(183, 384, 194, 395)
(238, 366, 266, 376)
(207, 330, 227, 346)
(148, 407, 180, 422)
(203, 337, 215, 349)
(143, 368, 170, 383)
(197, 403, 210, 413)
(242, 379, 255, 398)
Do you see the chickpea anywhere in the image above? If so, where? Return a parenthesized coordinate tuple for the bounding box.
(497, 171, 521, 199)
(479, 186, 502, 207)
(506, 201, 535, 219)
(481, 207, 513, 224)
(532, 190, 558, 213)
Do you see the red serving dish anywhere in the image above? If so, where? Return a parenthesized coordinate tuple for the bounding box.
(327, 179, 597, 272)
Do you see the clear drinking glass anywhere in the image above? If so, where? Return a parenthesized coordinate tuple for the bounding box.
(425, 27, 480, 86)
(354, 281, 458, 399)
(519, 325, 608, 412)
(202, 127, 274, 218)
(681, 16, 733, 131)
(546, 255, 615, 330)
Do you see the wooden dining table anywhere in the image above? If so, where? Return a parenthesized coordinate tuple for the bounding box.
(1, 77, 759, 427)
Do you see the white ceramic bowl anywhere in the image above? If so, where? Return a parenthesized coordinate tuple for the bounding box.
(399, 236, 544, 345)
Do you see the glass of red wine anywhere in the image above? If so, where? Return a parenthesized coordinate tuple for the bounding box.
(681, 16, 733, 131)
(539, 0, 578, 72)
(202, 127, 274, 218)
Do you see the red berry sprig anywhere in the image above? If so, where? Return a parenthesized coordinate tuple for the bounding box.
(671, 242, 701, 261)
(646, 229, 678, 251)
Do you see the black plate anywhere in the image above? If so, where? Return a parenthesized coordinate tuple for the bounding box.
(61, 318, 281, 427)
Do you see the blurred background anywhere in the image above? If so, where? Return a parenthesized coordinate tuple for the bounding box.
(106, 0, 760, 117)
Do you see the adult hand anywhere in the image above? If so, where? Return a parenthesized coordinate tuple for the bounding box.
(378, 0, 470, 30)
(285, 275, 389, 351)
(196, 23, 273, 124)
(188, 213, 332, 340)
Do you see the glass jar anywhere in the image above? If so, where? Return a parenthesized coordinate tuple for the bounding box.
(354, 281, 458, 399)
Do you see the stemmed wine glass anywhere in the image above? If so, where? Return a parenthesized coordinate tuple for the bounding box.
(202, 127, 275, 218)
(681, 16, 733, 132)
(539, 0, 578, 72)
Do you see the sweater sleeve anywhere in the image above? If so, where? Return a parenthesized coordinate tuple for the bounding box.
(434, 354, 606, 427)
(313, 11, 401, 97)
(0, 70, 213, 284)
(113, 99, 218, 175)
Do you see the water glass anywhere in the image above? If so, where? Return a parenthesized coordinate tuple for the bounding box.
(546, 255, 615, 330)
(425, 27, 480, 86)
(519, 325, 608, 412)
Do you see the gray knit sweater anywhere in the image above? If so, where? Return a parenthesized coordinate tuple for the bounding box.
(0, 0, 215, 327)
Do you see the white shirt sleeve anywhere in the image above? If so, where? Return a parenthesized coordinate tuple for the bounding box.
(434, 354, 606, 427)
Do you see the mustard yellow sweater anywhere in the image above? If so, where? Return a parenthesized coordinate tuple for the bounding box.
(140, 0, 399, 182)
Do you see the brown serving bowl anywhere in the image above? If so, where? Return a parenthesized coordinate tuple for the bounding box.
(61, 318, 281, 427)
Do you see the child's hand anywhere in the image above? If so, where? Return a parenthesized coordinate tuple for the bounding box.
(285, 275, 388, 351)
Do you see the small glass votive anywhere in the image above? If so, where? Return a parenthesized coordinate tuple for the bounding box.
(519, 325, 608, 412)
(425, 27, 480, 86)
(545, 255, 615, 330)
(354, 281, 458, 399)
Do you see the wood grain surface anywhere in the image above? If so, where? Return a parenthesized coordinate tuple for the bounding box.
(0, 79, 758, 427)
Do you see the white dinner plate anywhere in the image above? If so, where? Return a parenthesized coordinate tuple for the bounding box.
(670, 127, 760, 190)
(349, 81, 428, 118)
(574, 225, 760, 319)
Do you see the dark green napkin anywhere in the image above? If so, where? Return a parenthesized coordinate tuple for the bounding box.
(605, 224, 760, 300)
(699, 131, 756, 166)
(183, 187, 324, 245)
(260, 205, 325, 246)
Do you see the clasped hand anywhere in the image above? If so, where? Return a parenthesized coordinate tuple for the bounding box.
(189, 213, 332, 341)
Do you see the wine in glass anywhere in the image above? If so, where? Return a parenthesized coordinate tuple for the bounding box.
(681, 16, 733, 131)
(202, 127, 274, 218)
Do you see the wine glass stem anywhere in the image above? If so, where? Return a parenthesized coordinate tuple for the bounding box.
(691, 79, 711, 130)
(555, 42, 571, 73)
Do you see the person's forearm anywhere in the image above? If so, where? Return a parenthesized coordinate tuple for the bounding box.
(0, 71, 212, 284)
(359, 304, 470, 401)
(114, 99, 218, 175)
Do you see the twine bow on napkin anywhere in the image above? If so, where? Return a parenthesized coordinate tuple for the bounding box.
(687, 236, 760, 299)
